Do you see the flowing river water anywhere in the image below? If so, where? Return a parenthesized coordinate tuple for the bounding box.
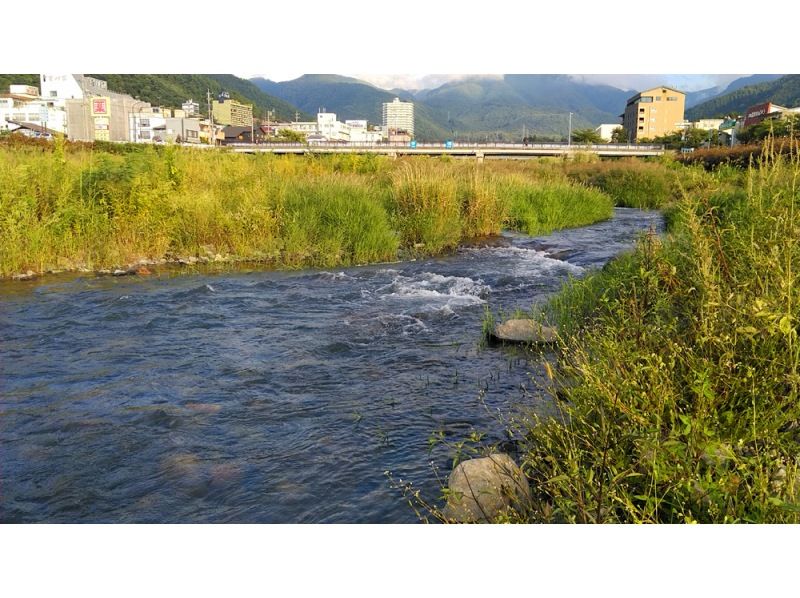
(0, 208, 663, 523)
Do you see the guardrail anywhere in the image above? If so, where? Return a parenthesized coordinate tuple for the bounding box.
(226, 141, 664, 151)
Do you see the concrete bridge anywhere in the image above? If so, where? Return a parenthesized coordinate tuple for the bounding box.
(228, 141, 665, 159)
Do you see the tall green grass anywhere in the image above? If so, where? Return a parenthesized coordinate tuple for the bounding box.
(511, 140, 800, 523)
(503, 175, 613, 236)
(1, 141, 620, 277)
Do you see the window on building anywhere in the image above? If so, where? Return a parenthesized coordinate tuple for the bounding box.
(50, 90, 57, 97)
(140, 118, 150, 127)
(640, 96, 653, 103)
(140, 131, 151, 140)
(639, 117, 645, 123)
(639, 107, 645, 113)
(667, 97, 678, 101)
(656, 96, 662, 101)
(638, 126, 644, 131)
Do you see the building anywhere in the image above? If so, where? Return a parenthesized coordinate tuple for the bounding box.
(621, 86, 686, 142)
(182, 99, 200, 116)
(129, 112, 167, 142)
(742, 102, 792, 127)
(278, 113, 363, 143)
(316, 112, 350, 142)
(346, 120, 382, 143)
(40, 74, 152, 142)
(382, 97, 414, 138)
(594, 123, 622, 142)
(0, 85, 67, 135)
(211, 94, 253, 127)
(221, 125, 263, 144)
(40, 74, 108, 107)
(691, 118, 725, 131)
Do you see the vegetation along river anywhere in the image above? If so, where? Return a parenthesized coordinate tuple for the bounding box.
(0, 208, 663, 523)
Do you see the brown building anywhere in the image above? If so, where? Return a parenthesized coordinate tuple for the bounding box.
(211, 97, 253, 127)
(621, 86, 686, 142)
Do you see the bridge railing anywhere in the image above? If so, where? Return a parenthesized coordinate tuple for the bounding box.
(227, 141, 664, 151)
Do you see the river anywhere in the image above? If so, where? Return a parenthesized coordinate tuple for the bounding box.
(0, 208, 663, 523)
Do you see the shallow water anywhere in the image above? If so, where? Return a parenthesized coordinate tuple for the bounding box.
(0, 208, 663, 522)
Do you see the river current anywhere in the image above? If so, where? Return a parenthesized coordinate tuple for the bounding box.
(0, 208, 662, 522)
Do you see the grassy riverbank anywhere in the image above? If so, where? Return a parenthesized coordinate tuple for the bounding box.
(0, 139, 627, 278)
(491, 141, 800, 523)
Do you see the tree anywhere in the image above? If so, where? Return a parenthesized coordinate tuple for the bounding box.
(737, 115, 799, 143)
(276, 129, 306, 143)
(571, 128, 602, 144)
(610, 127, 628, 143)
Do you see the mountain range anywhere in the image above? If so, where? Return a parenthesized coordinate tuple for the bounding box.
(254, 74, 795, 141)
(252, 74, 635, 140)
(687, 74, 798, 120)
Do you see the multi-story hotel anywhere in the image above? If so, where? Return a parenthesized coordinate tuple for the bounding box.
(621, 86, 685, 142)
(211, 95, 253, 127)
(382, 97, 414, 138)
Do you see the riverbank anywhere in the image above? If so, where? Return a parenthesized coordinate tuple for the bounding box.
(476, 140, 800, 523)
(0, 139, 642, 280)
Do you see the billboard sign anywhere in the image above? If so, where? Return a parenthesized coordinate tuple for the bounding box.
(743, 102, 774, 128)
(91, 97, 110, 116)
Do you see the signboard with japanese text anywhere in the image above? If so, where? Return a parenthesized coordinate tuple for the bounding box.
(91, 97, 110, 116)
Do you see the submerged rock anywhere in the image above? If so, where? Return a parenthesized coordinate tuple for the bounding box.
(442, 453, 531, 523)
(491, 319, 558, 344)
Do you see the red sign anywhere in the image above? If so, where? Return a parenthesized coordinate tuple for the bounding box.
(91, 98, 109, 115)
(743, 102, 774, 127)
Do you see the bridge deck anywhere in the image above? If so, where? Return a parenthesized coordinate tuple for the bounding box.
(228, 142, 664, 158)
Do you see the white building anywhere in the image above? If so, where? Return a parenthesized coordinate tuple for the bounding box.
(182, 99, 200, 116)
(316, 112, 350, 142)
(129, 112, 168, 142)
(345, 119, 382, 143)
(382, 97, 414, 138)
(595, 123, 622, 142)
(276, 113, 384, 143)
(0, 84, 67, 134)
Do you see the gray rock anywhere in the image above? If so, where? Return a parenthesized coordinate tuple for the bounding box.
(492, 319, 558, 344)
(12, 270, 36, 280)
(442, 453, 531, 523)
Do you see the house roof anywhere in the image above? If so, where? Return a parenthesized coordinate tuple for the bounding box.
(6, 120, 60, 135)
(222, 125, 252, 137)
(626, 86, 686, 104)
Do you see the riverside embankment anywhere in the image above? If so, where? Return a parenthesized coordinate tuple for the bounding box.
(1, 138, 628, 280)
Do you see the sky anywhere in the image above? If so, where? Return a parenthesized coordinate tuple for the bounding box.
(245, 73, 749, 93)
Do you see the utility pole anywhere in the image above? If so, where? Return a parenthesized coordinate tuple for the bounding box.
(568, 112, 573, 146)
(207, 89, 214, 146)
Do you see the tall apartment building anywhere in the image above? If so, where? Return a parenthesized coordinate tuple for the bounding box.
(382, 97, 414, 138)
(621, 86, 685, 142)
(211, 95, 253, 127)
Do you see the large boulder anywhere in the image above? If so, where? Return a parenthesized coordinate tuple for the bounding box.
(491, 319, 558, 345)
(442, 454, 532, 523)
